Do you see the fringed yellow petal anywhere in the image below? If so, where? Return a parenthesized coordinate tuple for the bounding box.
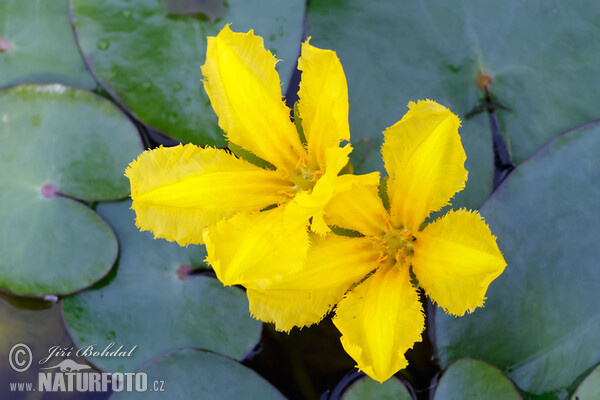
(204, 205, 309, 290)
(324, 175, 388, 236)
(382, 100, 467, 229)
(412, 209, 506, 316)
(297, 40, 350, 171)
(333, 267, 425, 383)
(324, 143, 352, 176)
(125, 144, 290, 246)
(201, 25, 305, 172)
(247, 235, 379, 332)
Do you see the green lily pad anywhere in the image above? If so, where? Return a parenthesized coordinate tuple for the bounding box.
(433, 359, 521, 400)
(571, 364, 600, 400)
(435, 123, 600, 395)
(110, 348, 284, 399)
(70, 0, 305, 145)
(0, 0, 95, 89)
(0, 84, 142, 200)
(343, 376, 413, 400)
(307, 0, 600, 209)
(0, 84, 141, 296)
(63, 200, 262, 372)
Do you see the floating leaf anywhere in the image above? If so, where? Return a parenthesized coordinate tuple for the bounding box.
(0, 84, 141, 296)
(0, 0, 95, 89)
(571, 364, 600, 400)
(110, 348, 284, 399)
(343, 376, 413, 400)
(435, 124, 600, 395)
(433, 359, 521, 400)
(70, 0, 305, 145)
(307, 0, 600, 209)
(63, 201, 262, 372)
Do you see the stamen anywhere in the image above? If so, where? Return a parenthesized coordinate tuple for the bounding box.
(376, 226, 416, 268)
(384, 218, 394, 231)
(311, 170, 323, 182)
(376, 252, 388, 264)
(276, 189, 295, 199)
(395, 249, 408, 262)
(294, 156, 308, 170)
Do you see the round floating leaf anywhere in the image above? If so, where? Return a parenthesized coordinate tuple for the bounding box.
(572, 364, 600, 400)
(110, 348, 284, 400)
(433, 359, 521, 400)
(307, 0, 600, 209)
(70, 0, 305, 145)
(63, 200, 262, 372)
(343, 376, 413, 400)
(435, 124, 600, 394)
(0, 0, 95, 89)
(0, 84, 142, 200)
(0, 195, 117, 297)
(0, 84, 141, 296)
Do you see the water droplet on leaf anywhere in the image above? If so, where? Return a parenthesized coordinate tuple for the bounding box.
(168, 112, 179, 123)
(169, 112, 179, 123)
(43, 295, 58, 303)
(97, 39, 110, 51)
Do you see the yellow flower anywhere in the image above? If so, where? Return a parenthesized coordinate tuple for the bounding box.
(125, 25, 378, 290)
(247, 100, 507, 383)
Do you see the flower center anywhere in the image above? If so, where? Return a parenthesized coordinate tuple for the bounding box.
(376, 227, 416, 267)
(289, 165, 323, 193)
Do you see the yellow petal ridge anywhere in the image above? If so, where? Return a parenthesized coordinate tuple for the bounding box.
(333, 267, 425, 383)
(411, 209, 507, 316)
(125, 144, 290, 246)
(382, 100, 467, 229)
(201, 25, 305, 172)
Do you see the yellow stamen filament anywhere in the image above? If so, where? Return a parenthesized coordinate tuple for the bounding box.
(311, 170, 323, 182)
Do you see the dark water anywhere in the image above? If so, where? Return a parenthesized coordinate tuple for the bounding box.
(0, 295, 110, 400)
